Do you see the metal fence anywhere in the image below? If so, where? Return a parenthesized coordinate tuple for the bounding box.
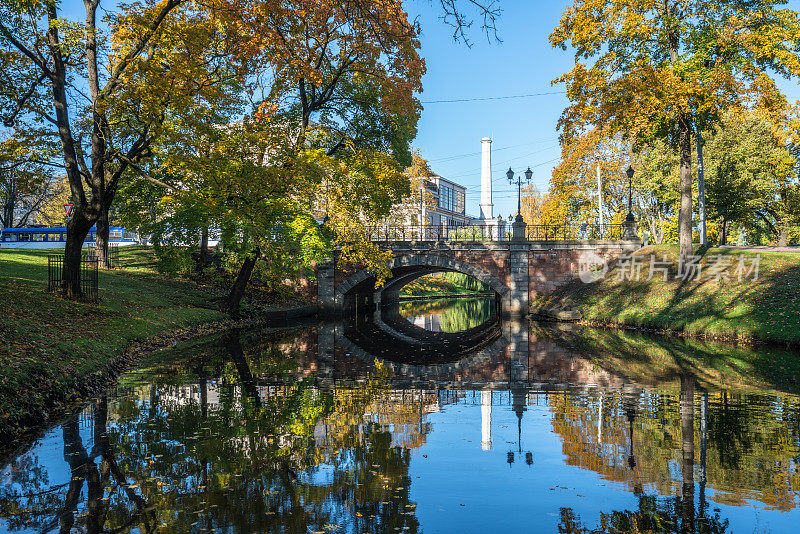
(525, 224, 625, 241)
(85, 242, 120, 268)
(330, 223, 627, 243)
(47, 253, 99, 301)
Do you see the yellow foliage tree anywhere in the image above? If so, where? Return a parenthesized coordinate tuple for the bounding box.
(550, 0, 800, 257)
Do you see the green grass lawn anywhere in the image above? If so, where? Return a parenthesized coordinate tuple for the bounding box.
(535, 245, 800, 345)
(0, 246, 229, 438)
(400, 273, 491, 297)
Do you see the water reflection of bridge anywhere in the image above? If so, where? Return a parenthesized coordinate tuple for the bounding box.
(316, 313, 626, 389)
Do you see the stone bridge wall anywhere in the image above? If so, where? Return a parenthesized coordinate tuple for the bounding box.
(318, 239, 640, 316)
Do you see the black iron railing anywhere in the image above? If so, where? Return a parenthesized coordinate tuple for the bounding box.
(329, 223, 627, 242)
(47, 253, 99, 301)
(525, 224, 625, 241)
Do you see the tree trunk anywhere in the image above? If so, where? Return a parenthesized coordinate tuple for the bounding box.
(719, 219, 728, 246)
(62, 215, 92, 298)
(1, 174, 16, 228)
(678, 114, 693, 259)
(778, 224, 788, 247)
(198, 226, 209, 271)
(226, 247, 260, 318)
(95, 203, 110, 268)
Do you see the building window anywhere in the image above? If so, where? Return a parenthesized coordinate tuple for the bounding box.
(32, 233, 45, 241)
(2, 233, 17, 242)
(438, 185, 453, 211)
(437, 184, 465, 214)
(109, 230, 123, 241)
(18, 232, 31, 242)
(48, 233, 62, 242)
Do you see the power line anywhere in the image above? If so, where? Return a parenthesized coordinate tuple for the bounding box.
(421, 91, 566, 104)
(426, 138, 554, 164)
(449, 146, 560, 183)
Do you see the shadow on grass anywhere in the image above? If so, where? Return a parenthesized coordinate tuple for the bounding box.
(542, 246, 800, 346)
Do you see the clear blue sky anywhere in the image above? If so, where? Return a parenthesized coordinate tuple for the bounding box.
(407, 0, 800, 219)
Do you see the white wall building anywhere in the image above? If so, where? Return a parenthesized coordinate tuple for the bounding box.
(420, 174, 470, 227)
(398, 136, 506, 238)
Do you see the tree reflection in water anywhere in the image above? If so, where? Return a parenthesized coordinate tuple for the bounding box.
(399, 296, 495, 332)
(2, 320, 800, 533)
(1, 330, 424, 533)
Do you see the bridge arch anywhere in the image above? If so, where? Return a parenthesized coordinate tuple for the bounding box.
(335, 254, 513, 313)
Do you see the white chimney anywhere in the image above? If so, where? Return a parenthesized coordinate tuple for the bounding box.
(480, 137, 493, 219)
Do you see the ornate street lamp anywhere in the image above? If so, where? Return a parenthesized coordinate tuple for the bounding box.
(625, 165, 635, 223)
(507, 167, 533, 223)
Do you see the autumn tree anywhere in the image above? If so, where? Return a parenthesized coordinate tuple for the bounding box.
(0, 134, 62, 228)
(550, 0, 800, 258)
(180, 0, 426, 315)
(705, 108, 796, 244)
(0, 0, 246, 293)
(382, 152, 436, 228)
(542, 128, 676, 242)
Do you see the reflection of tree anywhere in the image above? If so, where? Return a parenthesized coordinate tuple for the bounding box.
(548, 380, 800, 515)
(1, 329, 429, 532)
(558, 375, 731, 534)
(0, 394, 159, 533)
(558, 492, 729, 533)
(400, 297, 494, 332)
(680, 374, 695, 534)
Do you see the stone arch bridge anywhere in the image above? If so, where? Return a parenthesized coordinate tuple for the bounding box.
(318, 227, 641, 317)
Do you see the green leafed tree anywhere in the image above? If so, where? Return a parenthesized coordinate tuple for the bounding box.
(0, 0, 247, 294)
(704, 108, 797, 244)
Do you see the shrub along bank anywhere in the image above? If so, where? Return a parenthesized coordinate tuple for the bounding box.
(533, 245, 800, 346)
(0, 247, 306, 446)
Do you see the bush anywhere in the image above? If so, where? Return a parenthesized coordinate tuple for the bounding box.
(153, 244, 194, 274)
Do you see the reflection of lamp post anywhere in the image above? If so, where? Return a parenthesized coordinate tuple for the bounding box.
(512, 387, 527, 453)
(507, 167, 532, 241)
(623, 383, 640, 470)
(511, 386, 533, 468)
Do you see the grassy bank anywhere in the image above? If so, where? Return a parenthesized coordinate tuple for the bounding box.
(535, 245, 800, 345)
(400, 272, 489, 298)
(0, 247, 300, 443)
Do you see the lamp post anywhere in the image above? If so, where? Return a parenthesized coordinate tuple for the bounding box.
(507, 167, 533, 223)
(625, 165, 635, 222)
(623, 165, 637, 239)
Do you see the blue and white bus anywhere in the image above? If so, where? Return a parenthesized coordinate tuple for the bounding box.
(0, 226, 139, 249)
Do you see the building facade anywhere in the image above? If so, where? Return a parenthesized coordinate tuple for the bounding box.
(389, 137, 506, 238)
(421, 174, 470, 227)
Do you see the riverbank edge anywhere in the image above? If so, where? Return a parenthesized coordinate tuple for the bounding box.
(398, 292, 494, 301)
(0, 304, 318, 456)
(528, 313, 798, 348)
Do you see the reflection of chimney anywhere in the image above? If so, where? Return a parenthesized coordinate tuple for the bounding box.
(481, 390, 492, 450)
(480, 137, 493, 219)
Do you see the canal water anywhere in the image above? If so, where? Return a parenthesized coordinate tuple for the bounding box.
(2, 296, 800, 533)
